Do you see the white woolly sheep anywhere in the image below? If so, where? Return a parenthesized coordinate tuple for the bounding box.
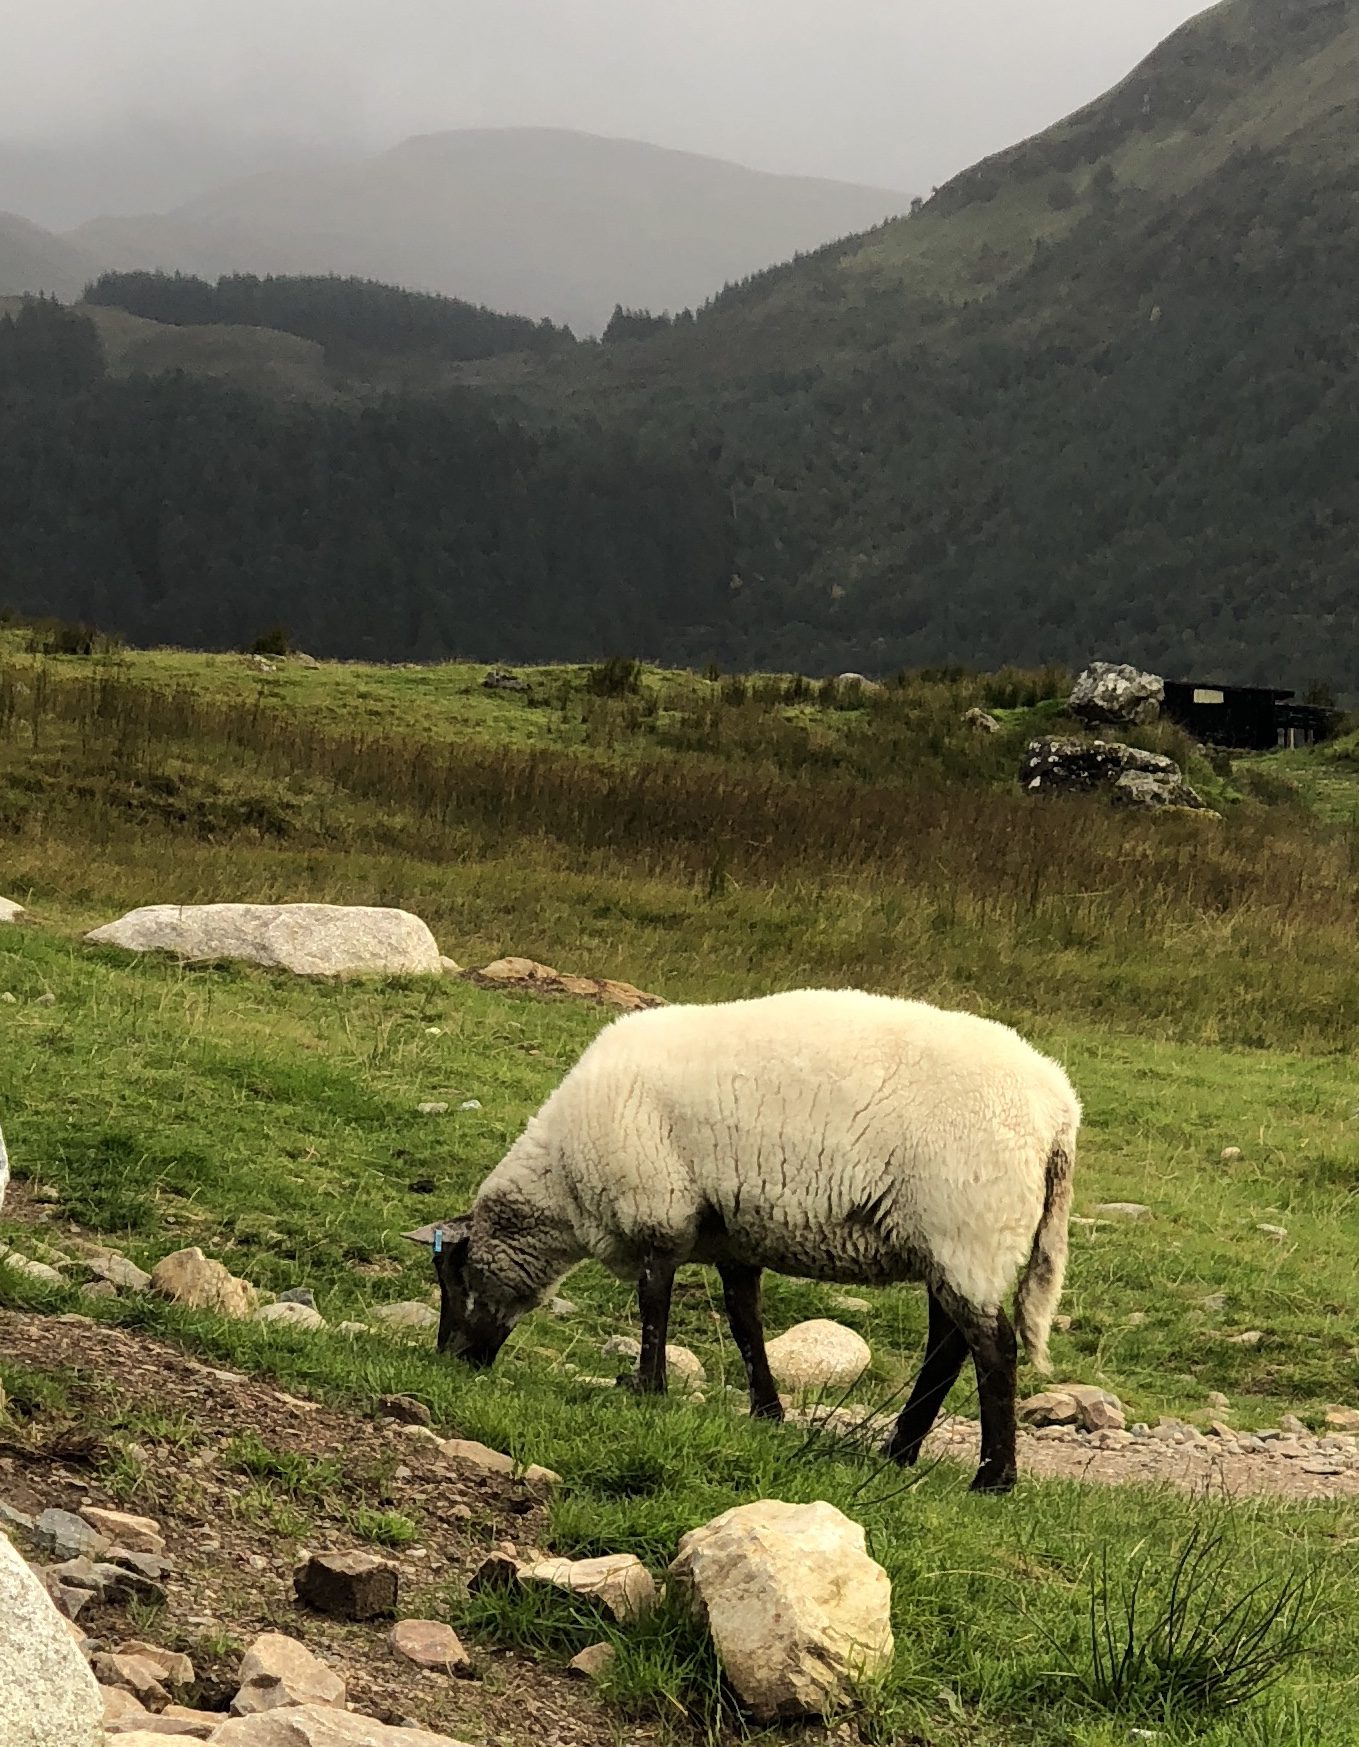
(405, 988, 1080, 1493)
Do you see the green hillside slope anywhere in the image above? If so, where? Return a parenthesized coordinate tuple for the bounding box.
(485, 0, 1359, 691)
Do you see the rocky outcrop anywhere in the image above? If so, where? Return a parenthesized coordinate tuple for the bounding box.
(0, 1528, 105, 1747)
(473, 956, 664, 1011)
(85, 903, 444, 978)
(1068, 662, 1164, 727)
(765, 1320, 871, 1393)
(1020, 738, 1210, 811)
(669, 1499, 893, 1719)
(150, 1249, 258, 1319)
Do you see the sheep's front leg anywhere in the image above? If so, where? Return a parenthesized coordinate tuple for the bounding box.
(617, 1251, 678, 1396)
(718, 1262, 783, 1421)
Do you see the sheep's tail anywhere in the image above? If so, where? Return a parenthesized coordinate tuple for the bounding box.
(1013, 1126, 1076, 1375)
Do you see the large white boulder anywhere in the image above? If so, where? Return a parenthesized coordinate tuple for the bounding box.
(1068, 661, 1164, 727)
(84, 903, 443, 978)
(669, 1499, 893, 1719)
(765, 1320, 871, 1393)
(0, 1529, 105, 1747)
(0, 897, 22, 923)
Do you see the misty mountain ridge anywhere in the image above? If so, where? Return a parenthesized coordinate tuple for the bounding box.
(63, 128, 909, 333)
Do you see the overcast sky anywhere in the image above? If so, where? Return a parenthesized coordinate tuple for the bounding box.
(4, 0, 1211, 211)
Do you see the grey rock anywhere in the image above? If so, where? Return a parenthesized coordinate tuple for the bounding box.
(0, 1530, 104, 1745)
(1021, 736, 1209, 811)
(278, 1287, 317, 1308)
(85, 902, 444, 978)
(482, 670, 528, 693)
(35, 1509, 112, 1562)
(83, 1252, 153, 1293)
(1068, 661, 1164, 727)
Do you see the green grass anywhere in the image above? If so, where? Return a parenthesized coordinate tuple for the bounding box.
(4, 646, 1359, 1742)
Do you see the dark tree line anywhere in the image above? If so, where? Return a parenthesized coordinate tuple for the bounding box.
(84, 270, 575, 367)
(0, 300, 734, 664)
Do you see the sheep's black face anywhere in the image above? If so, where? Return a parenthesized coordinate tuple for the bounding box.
(424, 1221, 515, 1366)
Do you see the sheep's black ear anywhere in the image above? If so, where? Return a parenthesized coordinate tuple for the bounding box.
(401, 1217, 470, 1250)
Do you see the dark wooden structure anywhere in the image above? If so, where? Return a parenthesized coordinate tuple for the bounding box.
(1161, 681, 1340, 750)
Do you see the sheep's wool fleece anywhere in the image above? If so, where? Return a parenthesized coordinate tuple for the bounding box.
(486, 990, 1079, 1319)
(0, 1530, 105, 1746)
(669, 1499, 893, 1718)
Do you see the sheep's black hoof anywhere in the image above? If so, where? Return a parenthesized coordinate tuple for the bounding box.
(969, 1464, 1017, 1495)
(750, 1397, 785, 1423)
(615, 1372, 665, 1397)
(883, 1436, 921, 1467)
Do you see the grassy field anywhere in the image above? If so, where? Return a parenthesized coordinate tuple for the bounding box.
(4, 639, 1359, 1744)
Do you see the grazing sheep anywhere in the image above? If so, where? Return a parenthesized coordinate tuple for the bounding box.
(405, 989, 1079, 1493)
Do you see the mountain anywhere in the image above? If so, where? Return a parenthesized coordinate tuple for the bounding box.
(67, 129, 909, 334)
(0, 211, 98, 300)
(475, 0, 1359, 691)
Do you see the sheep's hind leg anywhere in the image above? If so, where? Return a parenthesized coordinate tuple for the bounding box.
(718, 1262, 783, 1421)
(884, 1284, 968, 1466)
(961, 1304, 1019, 1495)
(617, 1251, 678, 1397)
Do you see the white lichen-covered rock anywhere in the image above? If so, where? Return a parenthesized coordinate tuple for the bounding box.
(765, 1320, 871, 1393)
(1021, 738, 1208, 810)
(962, 707, 1001, 734)
(669, 1499, 893, 1719)
(518, 1553, 657, 1622)
(84, 903, 443, 978)
(1068, 662, 1164, 727)
(0, 1528, 105, 1746)
(0, 897, 23, 923)
(212, 1708, 474, 1745)
(150, 1247, 258, 1318)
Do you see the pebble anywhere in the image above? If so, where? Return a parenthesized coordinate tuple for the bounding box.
(1257, 1223, 1289, 1240)
(1220, 1146, 1242, 1161)
(416, 1102, 449, 1116)
(1093, 1202, 1152, 1221)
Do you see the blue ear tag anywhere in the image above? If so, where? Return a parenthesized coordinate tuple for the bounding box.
(433, 1229, 444, 1256)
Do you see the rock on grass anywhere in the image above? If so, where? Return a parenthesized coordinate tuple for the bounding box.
(293, 1551, 399, 1621)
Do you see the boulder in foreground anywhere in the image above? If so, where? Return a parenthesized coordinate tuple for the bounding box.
(1068, 661, 1164, 727)
(85, 903, 444, 978)
(0, 1528, 105, 1747)
(669, 1499, 893, 1719)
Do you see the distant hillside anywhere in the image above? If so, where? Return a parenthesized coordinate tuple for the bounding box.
(67, 129, 909, 333)
(479, 0, 1359, 691)
(0, 211, 97, 300)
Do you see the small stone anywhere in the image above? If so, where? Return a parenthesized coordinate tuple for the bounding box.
(1280, 1413, 1309, 1435)
(35, 1508, 113, 1561)
(1257, 1223, 1288, 1240)
(149, 1248, 258, 1319)
(252, 1301, 325, 1331)
(440, 1437, 560, 1487)
(82, 1279, 120, 1300)
(518, 1554, 657, 1623)
(1059, 1384, 1127, 1433)
(278, 1287, 317, 1308)
(102, 1687, 150, 1723)
(232, 1632, 347, 1714)
(82, 1508, 165, 1554)
(119, 1641, 194, 1689)
(1, 1252, 64, 1284)
(549, 1297, 577, 1316)
(1052, 1314, 1073, 1332)
(0, 991, 15, 1003)
(467, 1553, 520, 1593)
(603, 1334, 706, 1386)
(336, 1321, 368, 1335)
(373, 1301, 438, 1331)
(1092, 1202, 1152, 1221)
(1206, 1391, 1230, 1410)
(31, 1184, 62, 1204)
(1018, 1391, 1080, 1428)
(1207, 1420, 1237, 1441)
(83, 1253, 153, 1293)
(378, 1395, 432, 1427)
(34, 991, 57, 1007)
(1227, 1330, 1264, 1346)
(1324, 1407, 1359, 1433)
(389, 1619, 472, 1675)
(440, 956, 462, 974)
(830, 1295, 871, 1314)
(568, 1642, 616, 1681)
(417, 1102, 449, 1116)
(0, 1502, 34, 1533)
(1220, 1147, 1242, 1161)
(1200, 1293, 1227, 1312)
(293, 1551, 399, 1620)
(92, 1652, 171, 1710)
(764, 1320, 870, 1393)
